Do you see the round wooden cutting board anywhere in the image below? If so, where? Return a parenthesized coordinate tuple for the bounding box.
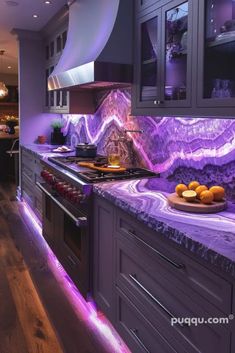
(167, 193, 227, 214)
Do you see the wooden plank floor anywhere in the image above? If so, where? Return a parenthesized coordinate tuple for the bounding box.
(0, 184, 64, 353)
(0, 183, 124, 353)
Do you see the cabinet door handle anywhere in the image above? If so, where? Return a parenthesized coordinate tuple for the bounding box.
(127, 229, 184, 270)
(129, 274, 186, 328)
(129, 328, 150, 353)
(154, 100, 164, 105)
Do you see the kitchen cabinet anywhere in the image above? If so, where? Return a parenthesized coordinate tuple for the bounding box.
(93, 196, 115, 321)
(43, 9, 96, 115)
(133, 0, 194, 116)
(21, 147, 43, 220)
(93, 194, 234, 353)
(136, 0, 162, 14)
(132, 0, 235, 117)
(197, 0, 235, 112)
(43, 7, 70, 114)
(45, 26, 69, 114)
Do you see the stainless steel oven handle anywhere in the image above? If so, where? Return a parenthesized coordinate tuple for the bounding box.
(36, 182, 87, 227)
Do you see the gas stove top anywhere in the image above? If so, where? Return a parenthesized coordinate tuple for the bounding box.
(48, 155, 158, 183)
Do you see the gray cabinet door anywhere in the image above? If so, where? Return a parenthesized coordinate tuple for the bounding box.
(132, 0, 194, 116)
(197, 0, 235, 111)
(93, 196, 115, 321)
(159, 0, 193, 109)
(134, 7, 162, 109)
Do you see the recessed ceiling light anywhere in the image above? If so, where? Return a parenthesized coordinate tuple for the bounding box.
(32, 14, 39, 18)
(5, 1, 19, 6)
(7, 66, 12, 69)
(44, 0, 52, 4)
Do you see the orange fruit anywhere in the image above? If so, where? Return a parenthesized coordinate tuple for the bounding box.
(175, 184, 188, 197)
(188, 181, 200, 191)
(200, 190, 214, 204)
(195, 185, 208, 199)
(209, 186, 225, 201)
(182, 190, 197, 202)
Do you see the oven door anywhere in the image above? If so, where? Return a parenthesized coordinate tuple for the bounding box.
(37, 182, 89, 297)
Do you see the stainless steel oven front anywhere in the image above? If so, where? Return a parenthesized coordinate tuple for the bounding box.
(37, 182, 90, 297)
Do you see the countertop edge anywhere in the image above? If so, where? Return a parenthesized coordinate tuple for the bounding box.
(93, 186, 235, 280)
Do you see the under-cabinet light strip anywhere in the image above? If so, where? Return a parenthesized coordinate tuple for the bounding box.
(22, 200, 130, 353)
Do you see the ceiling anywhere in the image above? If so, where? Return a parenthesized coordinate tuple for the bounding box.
(0, 0, 67, 75)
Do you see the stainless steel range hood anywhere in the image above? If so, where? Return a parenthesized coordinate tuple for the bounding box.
(48, 0, 133, 91)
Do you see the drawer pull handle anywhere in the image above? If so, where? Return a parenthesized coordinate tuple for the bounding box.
(127, 229, 184, 270)
(130, 328, 150, 353)
(67, 255, 76, 266)
(129, 274, 186, 328)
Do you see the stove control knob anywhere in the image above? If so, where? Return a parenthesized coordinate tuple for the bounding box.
(75, 193, 86, 204)
(65, 187, 74, 199)
(69, 191, 81, 204)
(55, 182, 67, 193)
(60, 184, 71, 196)
(41, 170, 50, 180)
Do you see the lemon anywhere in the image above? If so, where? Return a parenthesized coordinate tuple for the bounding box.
(200, 190, 214, 204)
(175, 184, 188, 197)
(195, 185, 208, 199)
(182, 190, 197, 202)
(188, 181, 200, 191)
(209, 186, 225, 201)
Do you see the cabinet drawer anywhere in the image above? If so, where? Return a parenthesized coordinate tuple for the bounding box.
(116, 235, 231, 353)
(22, 178, 35, 208)
(116, 287, 178, 353)
(115, 209, 232, 315)
(21, 149, 35, 168)
(22, 163, 34, 181)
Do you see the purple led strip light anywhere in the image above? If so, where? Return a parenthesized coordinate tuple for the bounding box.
(22, 200, 130, 353)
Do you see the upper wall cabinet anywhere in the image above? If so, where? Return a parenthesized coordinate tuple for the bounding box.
(136, 0, 162, 13)
(44, 26, 69, 114)
(197, 0, 235, 110)
(133, 0, 194, 116)
(132, 0, 235, 117)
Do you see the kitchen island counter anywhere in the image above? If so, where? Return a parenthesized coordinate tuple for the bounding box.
(94, 177, 235, 279)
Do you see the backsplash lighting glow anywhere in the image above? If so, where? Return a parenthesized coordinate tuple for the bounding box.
(62, 89, 235, 200)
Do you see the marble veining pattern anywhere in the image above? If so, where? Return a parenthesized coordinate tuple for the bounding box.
(62, 89, 235, 200)
(94, 178, 235, 278)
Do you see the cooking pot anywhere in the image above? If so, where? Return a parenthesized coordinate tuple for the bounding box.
(76, 143, 97, 158)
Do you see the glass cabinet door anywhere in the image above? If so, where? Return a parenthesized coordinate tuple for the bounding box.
(161, 0, 192, 107)
(198, 0, 235, 107)
(135, 9, 161, 107)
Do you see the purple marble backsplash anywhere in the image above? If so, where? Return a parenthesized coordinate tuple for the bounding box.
(62, 89, 235, 200)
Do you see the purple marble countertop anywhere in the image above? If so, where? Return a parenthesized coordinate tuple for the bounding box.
(94, 177, 235, 279)
(21, 144, 75, 158)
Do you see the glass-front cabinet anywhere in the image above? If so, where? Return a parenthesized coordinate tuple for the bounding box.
(198, 0, 235, 107)
(162, 0, 192, 107)
(135, 10, 161, 108)
(45, 26, 69, 113)
(134, 0, 193, 111)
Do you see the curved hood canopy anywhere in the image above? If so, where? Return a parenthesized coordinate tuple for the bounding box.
(48, 0, 133, 91)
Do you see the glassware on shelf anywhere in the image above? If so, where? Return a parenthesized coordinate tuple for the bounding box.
(211, 79, 222, 98)
(211, 79, 231, 99)
(221, 79, 231, 98)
